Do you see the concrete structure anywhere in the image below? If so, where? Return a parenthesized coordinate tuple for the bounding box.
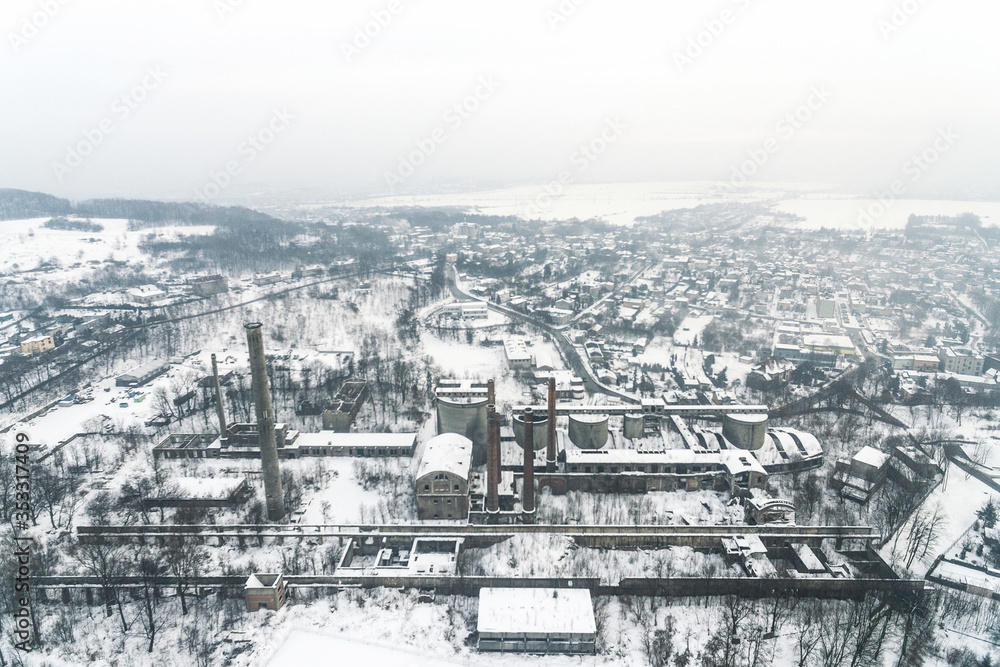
(416, 433, 473, 520)
(116, 359, 169, 387)
(153, 430, 417, 460)
(478, 587, 597, 655)
(722, 413, 768, 451)
(244, 573, 287, 611)
(19, 335, 55, 356)
(939, 347, 985, 376)
(211, 353, 228, 443)
(321, 381, 369, 431)
(546, 378, 557, 472)
(522, 408, 536, 523)
(442, 302, 489, 319)
(127, 284, 167, 304)
(337, 536, 463, 576)
(568, 413, 609, 450)
(486, 406, 500, 517)
(774, 333, 857, 366)
(560, 448, 767, 493)
(291, 432, 417, 457)
(245, 323, 284, 522)
(253, 272, 281, 286)
(503, 339, 532, 370)
(436, 381, 490, 466)
(832, 446, 891, 503)
(513, 412, 547, 451)
(151, 433, 222, 460)
(623, 413, 645, 440)
(534, 370, 586, 400)
(188, 274, 228, 297)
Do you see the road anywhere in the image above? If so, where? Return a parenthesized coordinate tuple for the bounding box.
(447, 266, 640, 403)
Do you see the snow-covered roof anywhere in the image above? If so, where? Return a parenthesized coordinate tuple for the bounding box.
(477, 588, 596, 636)
(244, 573, 281, 590)
(853, 446, 890, 469)
(294, 431, 417, 450)
(416, 433, 473, 481)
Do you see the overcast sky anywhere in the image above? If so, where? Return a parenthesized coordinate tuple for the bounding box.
(2, 0, 998, 203)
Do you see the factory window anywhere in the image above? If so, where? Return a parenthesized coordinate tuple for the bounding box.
(433, 499, 439, 505)
(585, 466, 592, 473)
(446, 499, 452, 505)
(453, 484, 460, 492)
(597, 466, 604, 473)
(424, 484, 430, 491)
(651, 465, 658, 473)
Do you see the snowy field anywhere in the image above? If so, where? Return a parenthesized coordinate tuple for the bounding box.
(264, 630, 482, 667)
(775, 197, 1000, 231)
(0, 217, 216, 284)
(672, 315, 714, 347)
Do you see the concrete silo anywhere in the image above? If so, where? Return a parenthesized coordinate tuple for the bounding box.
(568, 413, 609, 450)
(512, 412, 548, 451)
(623, 413, 645, 440)
(722, 413, 769, 451)
(436, 395, 489, 466)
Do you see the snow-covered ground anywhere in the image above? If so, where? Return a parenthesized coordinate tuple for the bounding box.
(0, 217, 216, 284)
(672, 315, 714, 347)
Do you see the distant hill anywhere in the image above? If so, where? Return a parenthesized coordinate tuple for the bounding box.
(0, 188, 281, 226)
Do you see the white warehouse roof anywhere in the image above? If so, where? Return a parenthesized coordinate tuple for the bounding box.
(417, 433, 473, 481)
(478, 588, 596, 636)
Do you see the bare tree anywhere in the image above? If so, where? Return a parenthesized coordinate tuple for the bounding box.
(73, 542, 132, 630)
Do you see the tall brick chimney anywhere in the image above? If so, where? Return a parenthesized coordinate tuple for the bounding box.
(486, 404, 499, 516)
(244, 323, 285, 522)
(522, 408, 535, 523)
(546, 377, 557, 472)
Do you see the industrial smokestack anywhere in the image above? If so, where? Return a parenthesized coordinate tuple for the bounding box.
(211, 353, 228, 446)
(244, 323, 285, 522)
(486, 404, 499, 516)
(546, 377, 557, 473)
(487, 378, 495, 406)
(522, 408, 535, 523)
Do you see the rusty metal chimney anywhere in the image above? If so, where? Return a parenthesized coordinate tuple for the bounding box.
(546, 377, 557, 472)
(486, 404, 499, 516)
(522, 408, 535, 523)
(244, 323, 285, 522)
(211, 353, 228, 446)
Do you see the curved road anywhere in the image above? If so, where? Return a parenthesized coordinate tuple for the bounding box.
(447, 266, 640, 403)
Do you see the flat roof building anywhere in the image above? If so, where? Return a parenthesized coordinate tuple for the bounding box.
(478, 587, 596, 655)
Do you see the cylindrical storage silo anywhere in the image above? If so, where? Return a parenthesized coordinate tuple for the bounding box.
(568, 413, 609, 450)
(513, 413, 548, 451)
(623, 413, 645, 440)
(722, 413, 768, 451)
(436, 396, 489, 465)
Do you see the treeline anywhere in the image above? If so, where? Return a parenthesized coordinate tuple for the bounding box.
(0, 188, 280, 226)
(43, 216, 104, 232)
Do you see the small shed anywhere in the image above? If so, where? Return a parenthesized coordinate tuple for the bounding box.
(244, 573, 287, 612)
